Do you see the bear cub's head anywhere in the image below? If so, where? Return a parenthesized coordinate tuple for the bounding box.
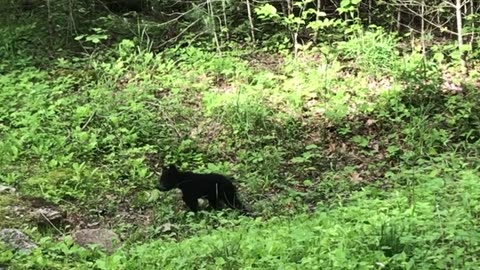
(158, 164, 180, 191)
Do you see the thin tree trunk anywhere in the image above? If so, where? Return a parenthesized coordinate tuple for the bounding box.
(368, 0, 372, 24)
(245, 0, 256, 43)
(293, 32, 298, 58)
(222, 0, 229, 40)
(206, 0, 221, 53)
(455, 0, 467, 73)
(46, 0, 53, 50)
(468, 0, 475, 52)
(396, 9, 401, 32)
(286, 0, 293, 15)
(313, 0, 323, 42)
(420, 0, 426, 57)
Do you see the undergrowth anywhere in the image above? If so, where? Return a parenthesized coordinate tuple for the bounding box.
(5, 159, 480, 269)
(1, 20, 480, 269)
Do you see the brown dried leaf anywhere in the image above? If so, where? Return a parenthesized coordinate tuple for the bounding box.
(350, 172, 363, 183)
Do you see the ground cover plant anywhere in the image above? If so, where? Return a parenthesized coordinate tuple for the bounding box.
(1, 0, 480, 269)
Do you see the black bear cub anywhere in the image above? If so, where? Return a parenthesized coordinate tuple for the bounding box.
(158, 164, 249, 214)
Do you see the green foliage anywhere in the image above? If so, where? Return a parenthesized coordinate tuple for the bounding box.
(2, 14, 480, 270)
(377, 222, 407, 258)
(255, 1, 343, 51)
(336, 27, 400, 76)
(75, 27, 109, 46)
(338, 0, 362, 19)
(256, 1, 326, 33)
(7, 159, 480, 269)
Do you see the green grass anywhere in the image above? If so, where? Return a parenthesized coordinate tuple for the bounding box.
(5, 159, 480, 269)
(121, 164, 480, 270)
(1, 20, 480, 269)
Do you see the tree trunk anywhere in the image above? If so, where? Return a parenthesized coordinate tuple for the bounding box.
(455, 0, 467, 73)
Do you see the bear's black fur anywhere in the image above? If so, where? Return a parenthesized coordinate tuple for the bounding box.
(158, 164, 249, 214)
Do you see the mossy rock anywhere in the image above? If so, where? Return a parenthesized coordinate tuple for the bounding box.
(0, 193, 65, 231)
(0, 193, 30, 229)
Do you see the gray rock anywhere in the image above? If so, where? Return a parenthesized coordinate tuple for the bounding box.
(72, 229, 121, 254)
(0, 185, 16, 194)
(30, 207, 64, 226)
(0, 229, 37, 253)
